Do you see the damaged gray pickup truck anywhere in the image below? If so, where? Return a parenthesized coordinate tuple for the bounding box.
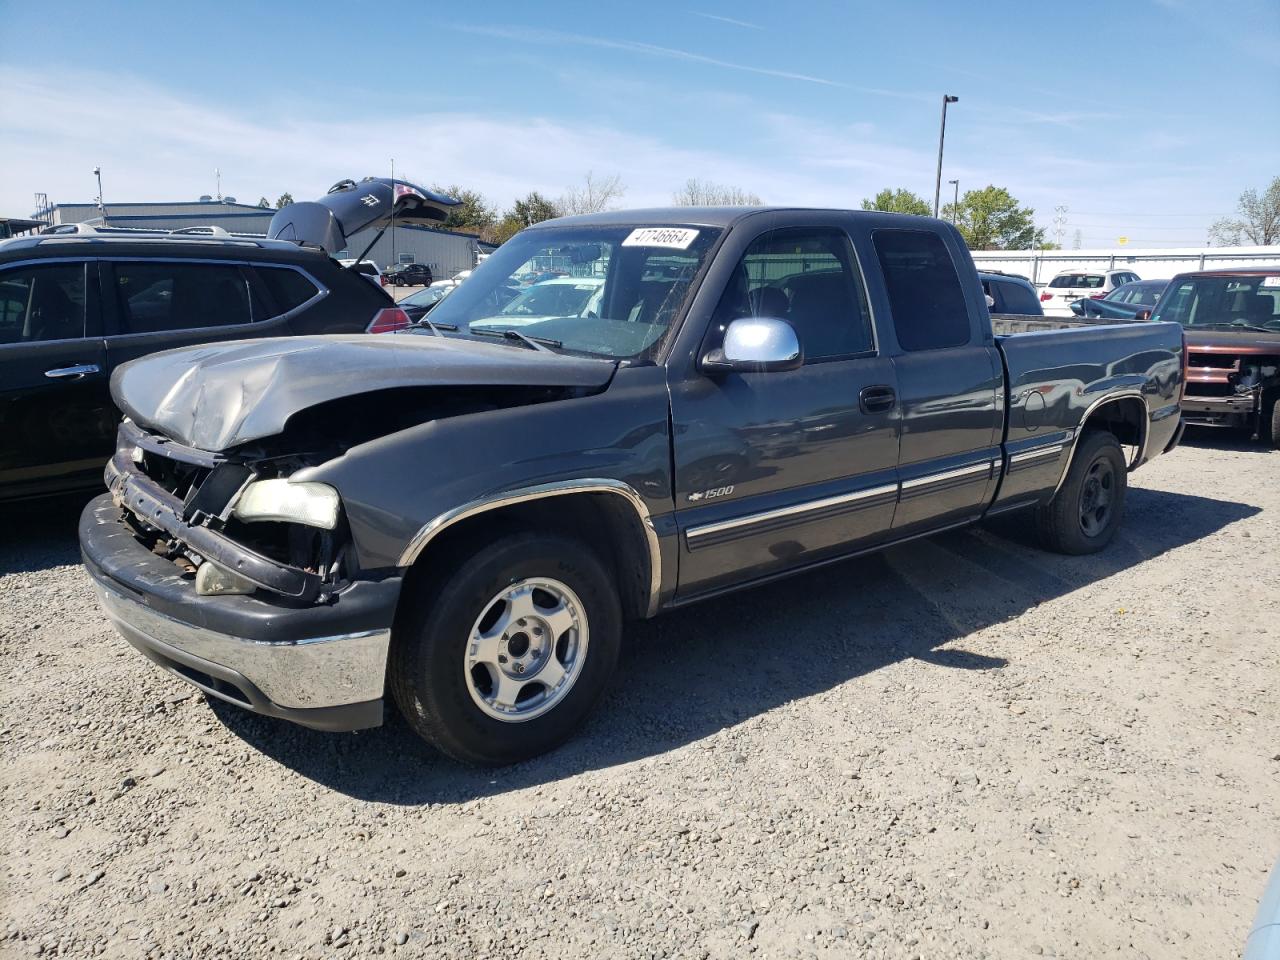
(81, 189, 1186, 764)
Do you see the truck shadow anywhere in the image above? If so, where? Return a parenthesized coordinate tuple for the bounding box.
(1180, 425, 1277, 454)
(210, 483, 1260, 803)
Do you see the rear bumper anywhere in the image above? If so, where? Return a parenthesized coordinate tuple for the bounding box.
(1180, 392, 1259, 427)
(80, 494, 398, 731)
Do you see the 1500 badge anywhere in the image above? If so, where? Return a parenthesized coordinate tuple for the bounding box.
(687, 486, 734, 502)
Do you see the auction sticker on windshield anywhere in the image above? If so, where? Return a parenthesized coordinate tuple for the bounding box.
(622, 227, 700, 250)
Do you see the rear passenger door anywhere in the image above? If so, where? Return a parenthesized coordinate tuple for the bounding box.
(868, 229, 1003, 533)
(102, 258, 296, 370)
(0, 259, 113, 498)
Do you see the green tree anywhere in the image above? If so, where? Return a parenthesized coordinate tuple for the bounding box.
(1208, 176, 1280, 246)
(256, 196, 271, 209)
(860, 188, 931, 216)
(492, 192, 561, 245)
(430, 184, 498, 235)
(275, 192, 294, 209)
(943, 186, 1045, 250)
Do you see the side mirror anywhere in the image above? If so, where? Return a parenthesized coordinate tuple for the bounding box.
(701, 317, 803, 374)
(1134, 308, 1152, 321)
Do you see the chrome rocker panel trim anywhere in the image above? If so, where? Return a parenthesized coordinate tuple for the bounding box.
(685, 482, 898, 545)
(397, 479, 664, 618)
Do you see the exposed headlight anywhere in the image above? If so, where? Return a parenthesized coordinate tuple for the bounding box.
(233, 479, 340, 529)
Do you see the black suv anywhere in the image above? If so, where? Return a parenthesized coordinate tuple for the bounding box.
(0, 229, 397, 502)
(384, 262, 434, 287)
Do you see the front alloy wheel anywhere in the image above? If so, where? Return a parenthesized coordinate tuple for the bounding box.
(465, 577, 588, 722)
(390, 532, 621, 765)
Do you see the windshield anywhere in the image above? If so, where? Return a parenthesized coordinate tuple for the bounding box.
(1150, 274, 1280, 330)
(424, 223, 723, 359)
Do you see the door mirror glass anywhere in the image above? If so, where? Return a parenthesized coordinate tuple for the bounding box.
(701, 316, 802, 373)
(1134, 308, 1152, 321)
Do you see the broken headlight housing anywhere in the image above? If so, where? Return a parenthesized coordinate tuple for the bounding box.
(232, 478, 341, 530)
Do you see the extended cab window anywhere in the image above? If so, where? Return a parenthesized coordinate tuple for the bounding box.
(714, 227, 873, 361)
(112, 262, 261, 334)
(0, 262, 87, 344)
(872, 229, 969, 351)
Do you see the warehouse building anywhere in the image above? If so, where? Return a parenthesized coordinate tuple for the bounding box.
(43, 199, 490, 280)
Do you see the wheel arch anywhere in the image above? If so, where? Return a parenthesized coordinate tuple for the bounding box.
(1051, 391, 1148, 498)
(397, 481, 661, 620)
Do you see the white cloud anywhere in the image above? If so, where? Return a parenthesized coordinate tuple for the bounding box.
(691, 12, 764, 30)
(0, 66, 1233, 246)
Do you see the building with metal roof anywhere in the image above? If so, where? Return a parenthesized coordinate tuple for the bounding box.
(41, 199, 491, 280)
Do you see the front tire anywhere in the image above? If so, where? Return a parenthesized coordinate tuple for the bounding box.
(1266, 394, 1280, 450)
(1036, 431, 1127, 555)
(390, 533, 621, 765)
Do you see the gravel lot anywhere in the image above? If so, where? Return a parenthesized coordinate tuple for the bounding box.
(2, 432, 1276, 960)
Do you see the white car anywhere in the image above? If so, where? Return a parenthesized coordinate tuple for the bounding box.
(1039, 268, 1141, 316)
(337, 258, 383, 288)
(472, 277, 605, 329)
(429, 269, 473, 292)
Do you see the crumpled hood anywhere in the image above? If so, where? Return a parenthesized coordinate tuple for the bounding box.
(111, 334, 617, 452)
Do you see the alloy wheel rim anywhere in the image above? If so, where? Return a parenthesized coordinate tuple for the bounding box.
(464, 577, 588, 723)
(1078, 457, 1115, 538)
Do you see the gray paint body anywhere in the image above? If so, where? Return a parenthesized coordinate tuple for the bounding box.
(106, 208, 1185, 612)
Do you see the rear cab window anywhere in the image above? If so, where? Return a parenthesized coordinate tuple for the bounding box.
(0, 262, 88, 344)
(871, 229, 970, 351)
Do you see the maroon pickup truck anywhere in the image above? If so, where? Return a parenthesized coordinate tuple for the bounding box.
(1149, 268, 1280, 447)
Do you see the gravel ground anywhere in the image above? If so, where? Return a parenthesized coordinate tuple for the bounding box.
(2, 431, 1276, 960)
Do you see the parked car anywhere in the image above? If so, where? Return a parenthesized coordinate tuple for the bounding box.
(397, 283, 454, 322)
(1149, 267, 1280, 446)
(1071, 279, 1169, 320)
(1040, 268, 1141, 316)
(979, 271, 1043, 316)
(79, 208, 1184, 764)
(1245, 859, 1280, 960)
(384, 262, 434, 287)
(0, 176, 458, 503)
(338, 258, 382, 288)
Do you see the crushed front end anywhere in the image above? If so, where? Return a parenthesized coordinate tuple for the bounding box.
(79, 419, 399, 731)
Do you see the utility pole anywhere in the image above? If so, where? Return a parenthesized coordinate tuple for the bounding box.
(390, 158, 396, 270)
(933, 94, 958, 218)
(93, 166, 108, 225)
(947, 179, 959, 224)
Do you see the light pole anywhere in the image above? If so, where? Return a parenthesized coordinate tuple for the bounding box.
(93, 166, 108, 225)
(933, 94, 958, 218)
(390, 157, 396, 270)
(947, 179, 959, 223)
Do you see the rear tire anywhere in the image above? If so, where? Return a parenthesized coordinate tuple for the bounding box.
(390, 532, 621, 765)
(1035, 431, 1127, 555)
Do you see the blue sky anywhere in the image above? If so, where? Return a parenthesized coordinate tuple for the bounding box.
(2, 0, 1277, 248)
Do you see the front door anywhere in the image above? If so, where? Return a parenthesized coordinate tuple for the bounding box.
(670, 224, 900, 597)
(0, 260, 114, 499)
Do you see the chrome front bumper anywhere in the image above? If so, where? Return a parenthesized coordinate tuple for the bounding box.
(80, 493, 395, 732)
(94, 580, 389, 731)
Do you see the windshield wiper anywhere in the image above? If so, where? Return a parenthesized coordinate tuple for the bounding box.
(414, 316, 459, 336)
(470, 327, 562, 351)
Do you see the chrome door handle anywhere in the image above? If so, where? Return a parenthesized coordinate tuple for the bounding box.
(44, 364, 100, 379)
